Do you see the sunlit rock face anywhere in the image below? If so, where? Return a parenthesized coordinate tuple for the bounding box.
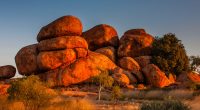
(118, 29, 154, 58)
(37, 15, 83, 42)
(0, 65, 16, 79)
(82, 24, 119, 51)
(142, 64, 172, 88)
(38, 51, 117, 86)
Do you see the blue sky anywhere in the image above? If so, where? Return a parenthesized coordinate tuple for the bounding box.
(0, 0, 200, 76)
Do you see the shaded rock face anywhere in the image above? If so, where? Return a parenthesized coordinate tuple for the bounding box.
(118, 29, 154, 58)
(112, 67, 137, 84)
(112, 71, 130, 87)
(95, 46, 116, 63)
(118, 57, 144, 82)
(135, 56, 151, 68)
(39, 52, 117, 86)
(177, 72, 200, 85)
(82, 24, 119, 50)
(15, 44, 39, 75)
(0, 65, 16, 79)
(37, 15, 83, 42)
(142, 64, 172, 88)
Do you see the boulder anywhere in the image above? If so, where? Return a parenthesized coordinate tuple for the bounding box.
(82, 24, 119, 50)
(95, 46, 116, 63)
(135, 56, 151, 68)
(15, 44, 39, 75)
(39, 51, 117, 86)
(177, 71, 200, 85)
(37, 49, 76, 70)
(74, 48, 88, 58)
(124, 29, 146, 35)
(112, 72, 130, 87)
(142, 64, 172, 88)
(0, 84, 10, 95)
(38, 36, 88, 51)
(0, 65, 16, 79)
(118, 57, 140, 72)
(112, 67, 137, 84)
(118, 57, 144, 82)
(118, 29, 154, 58)
(37, 15, 83, 42)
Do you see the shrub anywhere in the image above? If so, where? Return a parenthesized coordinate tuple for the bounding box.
(7, 75, 53, 109)
(151, 33, 189, 75)
(141, 100, 190, 110)
(111, 85, 122, 101)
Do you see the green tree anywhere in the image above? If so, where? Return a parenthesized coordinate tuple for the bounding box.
(190, 56, 200, 71)
(8, 75, 53, 109)
(92, 68, 114, 101)
(151, 33, 189, 75)
(111, 85, 122, 102)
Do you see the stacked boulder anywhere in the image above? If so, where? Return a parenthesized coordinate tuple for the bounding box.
(14, 15, 175, 88)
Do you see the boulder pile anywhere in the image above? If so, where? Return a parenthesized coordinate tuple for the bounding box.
(13, 15, 179, 88)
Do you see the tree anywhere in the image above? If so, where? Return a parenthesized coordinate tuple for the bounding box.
(92, 68, 114, 101)
(151, 33, 189, 75)
(190, 56, 200, 71)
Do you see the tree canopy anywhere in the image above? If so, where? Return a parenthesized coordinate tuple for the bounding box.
(151, 33, 189, 75)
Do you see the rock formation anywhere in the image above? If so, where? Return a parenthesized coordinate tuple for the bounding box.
(95, 46, 116, 63)
(82, 24, 119, 50)
(118, 29, 154, 58)
(0, 65, 16, 79)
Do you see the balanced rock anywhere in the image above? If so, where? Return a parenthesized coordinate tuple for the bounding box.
(113, 67, 137, 84)
(37, 15, 83, 42)
(38, 36, 88, 51)
(0, 65, 16, 79)
(82, 24, 119, 50)
(95, 46, 116, 63)
(142, 64, 172, 88)
(118, 29, 154, 58)
(135, 56, 151, 68)
(15, 44, 38, 75)
(39, 51, 117, 86)
(37, 49, 76, 71)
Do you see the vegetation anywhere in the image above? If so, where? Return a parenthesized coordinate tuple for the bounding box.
(7, 75, 53, 109)
(111, 85, 122, 101)
(141, 100, 190, 110)
(151, 33, 189, 75)
(92, 68, 114, 101)
(190, 56, 200, 71)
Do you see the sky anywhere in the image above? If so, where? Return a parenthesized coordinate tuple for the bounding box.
(0, 0, 200, 77)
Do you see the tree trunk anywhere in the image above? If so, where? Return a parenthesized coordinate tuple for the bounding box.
(98, 86, 102, 101)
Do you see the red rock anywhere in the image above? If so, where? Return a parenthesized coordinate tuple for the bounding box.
(15, 44, 39, 75)
(39, 51, 117, 86)
(95, 46, 116, 63)
(37, 49, 76, 70)
(37, 15, 83, 42)
(118, 57, 144, 82)
(38, 36, 88, 51)
(177, 71, 200, 84)
(118, 29, 154, 58)
(124, 29, 146, 35)
(74, 48, 88, 58)
(142, 64, 172, 88)
(112, 67, 137, 84)
(112, 72, 130, 87)
(82, 24, 119, 50)
(135, 56, 152, 68)
(0, 65, 16, 79)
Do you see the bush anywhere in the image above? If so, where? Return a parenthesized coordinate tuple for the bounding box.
(141, 100, 190, 110)
(151, 33, 189, 75)
(7, 75, 53, 109)
(111, 86, 122, 101)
